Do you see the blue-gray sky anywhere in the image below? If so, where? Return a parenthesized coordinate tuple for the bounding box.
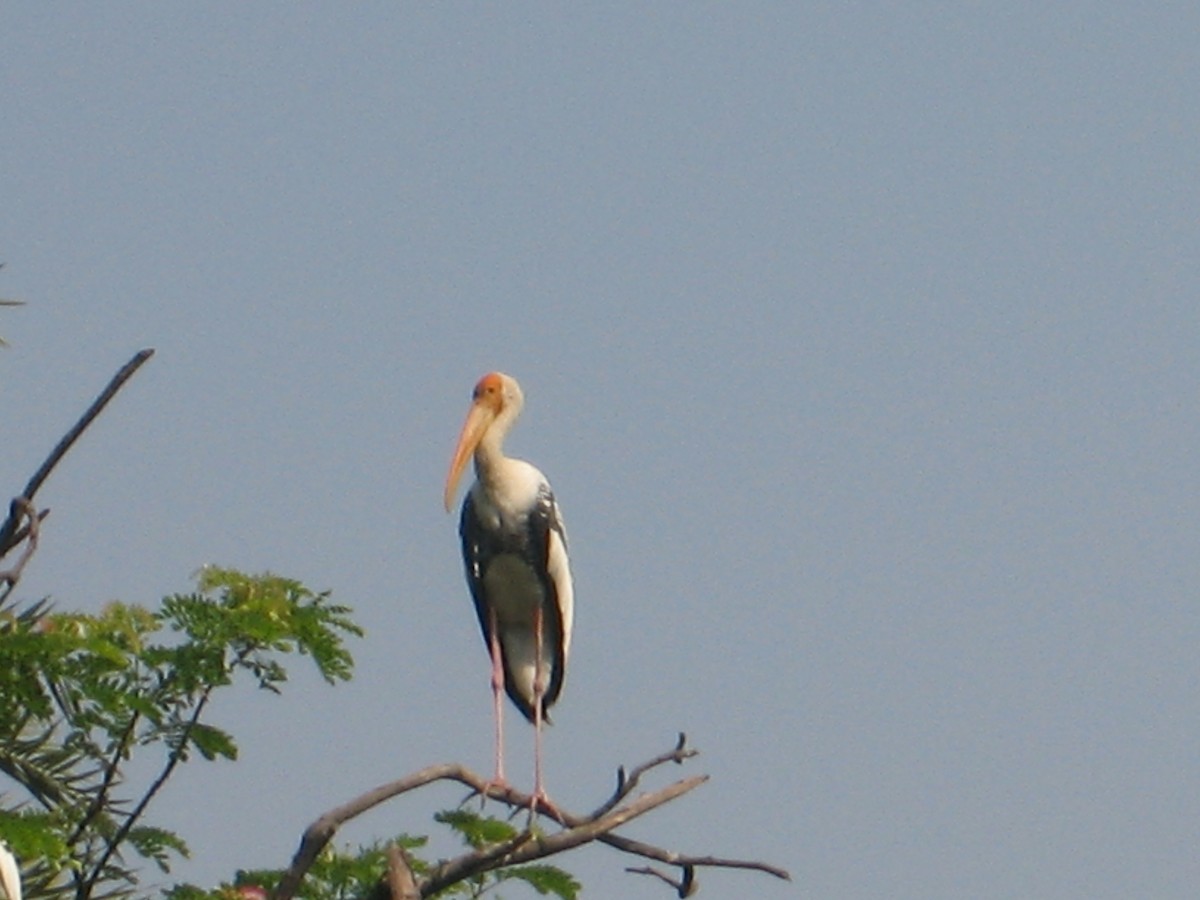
(3, 5, 1199, 898)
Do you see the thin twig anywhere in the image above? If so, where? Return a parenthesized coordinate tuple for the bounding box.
(606, 831, 792, 881)
(590, 731, 698, 818)
(67, 710, 142, 846)
(0, 348, 154, 554)
(80, 691, 210, 900)
(627, 865, 698, 897)
(2, 508, 50, 554)
(80, 642, 259, 900)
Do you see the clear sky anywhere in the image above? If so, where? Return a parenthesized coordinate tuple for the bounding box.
(3, 5, 1199, 898)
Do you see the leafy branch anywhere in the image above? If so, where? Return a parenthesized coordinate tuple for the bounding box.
(0, 569, 363, 900)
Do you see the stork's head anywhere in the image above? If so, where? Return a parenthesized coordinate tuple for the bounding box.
(443, 372, 524, 511)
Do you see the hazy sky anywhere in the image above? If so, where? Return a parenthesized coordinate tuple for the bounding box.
(3, 5, 1199, 898)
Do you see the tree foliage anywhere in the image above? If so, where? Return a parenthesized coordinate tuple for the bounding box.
(0, 568, 362, 900)
(1, 571, 583, 900)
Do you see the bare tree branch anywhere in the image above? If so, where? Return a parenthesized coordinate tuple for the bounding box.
(0, 498, 41, 601)
(589, 730, 697, 818)
(385, 845, 419, 900)
(273, 737, 790, 900)
(423, 773, 708, 896)
(2, 507, 49, 555)
(0, 348, 155, 557)
(610, 833, 792, 882)
(627, 864, 698, 897)
(274, 763, 467, 900)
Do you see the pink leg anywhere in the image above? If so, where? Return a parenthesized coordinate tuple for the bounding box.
(530, 605, 561, 819)
(485, 609, 509, 794)
(535, 607, 549, 801)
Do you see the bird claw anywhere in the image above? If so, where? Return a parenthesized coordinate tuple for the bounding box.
(528, 788, 565, 823)
(462, 774, 513, 810)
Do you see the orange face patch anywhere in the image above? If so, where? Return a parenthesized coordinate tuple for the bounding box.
(473, 372, 506, 406)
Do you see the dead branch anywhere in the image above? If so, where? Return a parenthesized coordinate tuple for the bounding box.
(385, 845, 419, 900)
(0, 348, 155, 575)
(274, 736, 790, 900)
(0, 498, 41, 601)
(423, 772, 708, 895)
(611, 833, 793, 882)
(589, 730, 697, 818)
(627, 864, 698, 897)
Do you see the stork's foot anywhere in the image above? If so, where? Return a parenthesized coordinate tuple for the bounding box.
(463, 773, 513, 810)
(527, 787, 565, 823)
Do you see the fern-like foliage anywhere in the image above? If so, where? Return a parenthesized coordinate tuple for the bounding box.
(169, 813, 580, 900)
(0, 569, 362, 900)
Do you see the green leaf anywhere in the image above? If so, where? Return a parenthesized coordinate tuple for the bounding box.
(162, 885, 217, 900)
(498, 865, 582, 900)
(188, 723, 238, 761)
(0, 809, 72, 864)
(434, 809, 518, 849)
(126, 825, 189, 873)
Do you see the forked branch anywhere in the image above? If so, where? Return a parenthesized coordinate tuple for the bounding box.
(385, 845, 419, 900)
(0, 498, 42, 602)
(274, 735, 790, 900)
(0, 349, 154, 589)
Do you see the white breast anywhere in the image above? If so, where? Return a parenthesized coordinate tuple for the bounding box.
(472, 457, 547, 529)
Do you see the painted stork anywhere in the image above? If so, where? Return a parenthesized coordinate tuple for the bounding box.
(443, 372, 574, 812)
(0, 840, 20, 900)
